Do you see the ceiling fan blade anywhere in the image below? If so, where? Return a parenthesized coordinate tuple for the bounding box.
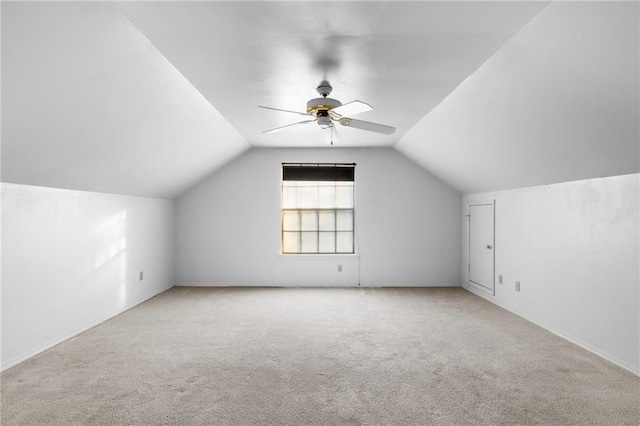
(323, 124, 341, 145)
(330, 100, 373, 118)
(338, 118, 395, 135)
(259, 105, 313, 117)
(263, 119, 316, 134)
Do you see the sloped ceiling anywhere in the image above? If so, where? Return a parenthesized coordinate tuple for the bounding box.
(1, 1, 249, 199)
(396, 1, 640, 194)
(115, 1, 547, 148)
(2, 1, 637, 198)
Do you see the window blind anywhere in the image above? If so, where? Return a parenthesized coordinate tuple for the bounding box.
(282, 163, 355, 182)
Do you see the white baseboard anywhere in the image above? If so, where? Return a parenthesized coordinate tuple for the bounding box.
(1, 284, 174, 372)
(461, 283, 640, 379)
(175, 282, 461, 288)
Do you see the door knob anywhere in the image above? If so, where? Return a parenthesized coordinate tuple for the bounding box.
(486, 245, 493, 249)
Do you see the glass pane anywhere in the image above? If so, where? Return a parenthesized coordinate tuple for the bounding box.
(318, 184, 336, 208)
(282, 211, 299, 231)
(318, 211, 336, 231)
(336, 210, 353, 231)
(336, 232, 354, 253)
(300, 211, 318, 231)
(282, 185, 296, 209)
(296, 186, 318, 209)
(282, 232, 300, 253)
(335, 184, 353, 208)
(300, 232, 318, 253)
(319, 232, 336, 253)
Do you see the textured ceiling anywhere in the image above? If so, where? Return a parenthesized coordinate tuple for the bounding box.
(116, 1, 547, 148)
(396, 1, 639, 193)
(1, 1, 249, 199)
(2, 1, 637, 198)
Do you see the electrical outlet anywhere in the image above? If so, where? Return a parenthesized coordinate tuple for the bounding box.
(338, 264, 343, 272)
(499, 274, 503, 284)
(515, 281, 520, 292)
(139, 271, 144, 281)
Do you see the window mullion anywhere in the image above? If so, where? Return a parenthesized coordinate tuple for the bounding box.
(298, 210, 302, 254)
(333, 182, 338, 253)
(333, 209, 338, 253)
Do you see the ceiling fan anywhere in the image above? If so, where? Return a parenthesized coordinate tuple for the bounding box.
(259, 81, 395, 145)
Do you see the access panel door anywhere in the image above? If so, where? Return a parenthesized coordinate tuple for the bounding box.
(468, 203, 494, 292)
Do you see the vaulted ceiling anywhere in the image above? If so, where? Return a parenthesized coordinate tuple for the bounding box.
(2, 1, 638, 198)
(396, 1, 639, 193)
(1, 1, 248, 199)
(114, 1, 547, 149)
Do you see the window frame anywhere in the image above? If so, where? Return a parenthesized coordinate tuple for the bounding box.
(280, 163, 356, 255)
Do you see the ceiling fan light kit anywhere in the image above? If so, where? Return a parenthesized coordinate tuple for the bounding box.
(317, 113, 332, 129)
(259, 81, 395, 143)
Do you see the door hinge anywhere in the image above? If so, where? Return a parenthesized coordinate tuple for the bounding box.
(468, 264, 470, 271)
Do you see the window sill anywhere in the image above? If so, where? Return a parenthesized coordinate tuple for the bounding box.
(278, 253, 359, 258)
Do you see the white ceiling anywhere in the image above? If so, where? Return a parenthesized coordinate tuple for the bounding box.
(115, 1, 547, 148)
(2, 1, 637, 198)
(1, 1, 249, 199)
(396, 1, 639, 193)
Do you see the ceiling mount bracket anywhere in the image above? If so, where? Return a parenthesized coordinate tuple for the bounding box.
(317, 81, 332, 98)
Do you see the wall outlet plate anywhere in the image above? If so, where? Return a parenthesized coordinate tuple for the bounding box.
(515, 281, 520, 292)
(337, 264, 343, 272)
(499, 274, 503, 284)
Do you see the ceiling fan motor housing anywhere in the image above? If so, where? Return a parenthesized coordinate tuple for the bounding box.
(306, 97, 342, 115)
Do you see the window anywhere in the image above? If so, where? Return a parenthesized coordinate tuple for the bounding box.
(281, 163, 355, 254)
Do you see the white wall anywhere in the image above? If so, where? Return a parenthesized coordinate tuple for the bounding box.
(176, 148, 461, 287)
(1, 183, 176, 370)
(462, 174, 640, 375)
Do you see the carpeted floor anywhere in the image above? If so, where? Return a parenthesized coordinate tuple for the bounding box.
(1, 287, 639, 425)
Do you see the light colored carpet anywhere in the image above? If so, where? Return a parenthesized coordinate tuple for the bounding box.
(1, 287, 639, 425)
